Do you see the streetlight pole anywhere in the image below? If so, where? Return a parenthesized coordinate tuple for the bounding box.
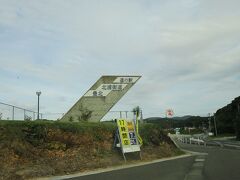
(213, 113, 218, 136)
(36, 91, 41, 120)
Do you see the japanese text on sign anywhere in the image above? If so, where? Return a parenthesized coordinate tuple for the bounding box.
(114, 77, 140, 84)
(117, 119, 130, 146)
(117, 119, 140, 153)
(84, 83, 128, 97)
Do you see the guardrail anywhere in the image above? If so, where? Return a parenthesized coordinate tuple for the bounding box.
(174, 134, 240, 149)
(176, 134, 206, 146)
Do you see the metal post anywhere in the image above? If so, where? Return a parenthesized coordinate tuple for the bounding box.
(125, 111, 128, 119)
(12, 106, 15, 120)
(208, 113, 211, 132)
(237, 104, 240, 140)
(213, 114, 218, 136)
(120, 111, 122, 118)
(24, 109, 26, 120)
(36, 91, 41, 120)
(37, 95, 40, 119)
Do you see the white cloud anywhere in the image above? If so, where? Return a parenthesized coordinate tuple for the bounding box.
(0, 0, 240, 119)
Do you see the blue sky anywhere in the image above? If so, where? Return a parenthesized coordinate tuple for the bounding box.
(0, 0, 240, 119)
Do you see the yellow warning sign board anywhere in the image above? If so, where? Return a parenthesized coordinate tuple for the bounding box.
(117, 119, 140, 153)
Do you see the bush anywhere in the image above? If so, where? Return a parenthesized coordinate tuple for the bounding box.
(139, 124, 171, 146)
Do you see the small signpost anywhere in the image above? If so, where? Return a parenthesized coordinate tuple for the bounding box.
(166, 109, 174, 118)
(116, 119, 141, 161)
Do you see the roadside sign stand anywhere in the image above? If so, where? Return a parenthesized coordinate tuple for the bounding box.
(113, 128, 119, 148)
(132, 117, 142, 160)
(113, 128, 127, 162)
(139, 151, 142, 160)
(118, 130, 127, 162)
(115, 119, 141, 162)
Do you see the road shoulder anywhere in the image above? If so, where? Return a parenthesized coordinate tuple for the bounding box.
(35, 154, 193, 180)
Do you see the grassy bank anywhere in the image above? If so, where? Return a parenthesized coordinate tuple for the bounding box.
(0, 120, 183, 180)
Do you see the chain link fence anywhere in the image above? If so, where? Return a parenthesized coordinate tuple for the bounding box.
(41, 111, 143, 121)
(101, 110, 143, 121)
(0, 102, 42, 121)
(0, 101, 143, 121)
(41, 113, 65, 120)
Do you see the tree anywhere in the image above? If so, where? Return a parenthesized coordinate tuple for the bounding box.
(234, 103, 240, 140)
(78, 104, 92, 121)
(215, 96, 240, 139)
(235, 114, 240, 140)
(133, 106, 141, 118)
(69, 116, 73, 122)
(24, 115, 32, 121)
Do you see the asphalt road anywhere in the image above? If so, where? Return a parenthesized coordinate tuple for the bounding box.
(178, 142, 240, 180)
(67, 156, 195, 180)
(67, 140, 240, 180)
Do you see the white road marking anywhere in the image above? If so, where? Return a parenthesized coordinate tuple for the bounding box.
(195, 159, 205, 162)
(192, 162, 204, 167)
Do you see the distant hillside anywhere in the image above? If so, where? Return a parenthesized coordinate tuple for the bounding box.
(144, 115, 192, 122)
(144, 116, 208, 129)
(143, 96, 240, 140)
(215, 96, 240, 140)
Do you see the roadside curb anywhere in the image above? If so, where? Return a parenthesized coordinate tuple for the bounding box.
(33, 154, 193, 180)
(221, 143, 240, 150)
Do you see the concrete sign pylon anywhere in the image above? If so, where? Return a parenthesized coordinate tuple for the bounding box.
(60, 75, 141, 122)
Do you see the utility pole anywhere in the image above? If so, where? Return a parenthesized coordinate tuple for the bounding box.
(236, 103, 240, 140)
(208, 113, 211, 132)
(213, 113, 218, 136)
(12, 106, 15, 120)
(36, 91, 41, 120)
